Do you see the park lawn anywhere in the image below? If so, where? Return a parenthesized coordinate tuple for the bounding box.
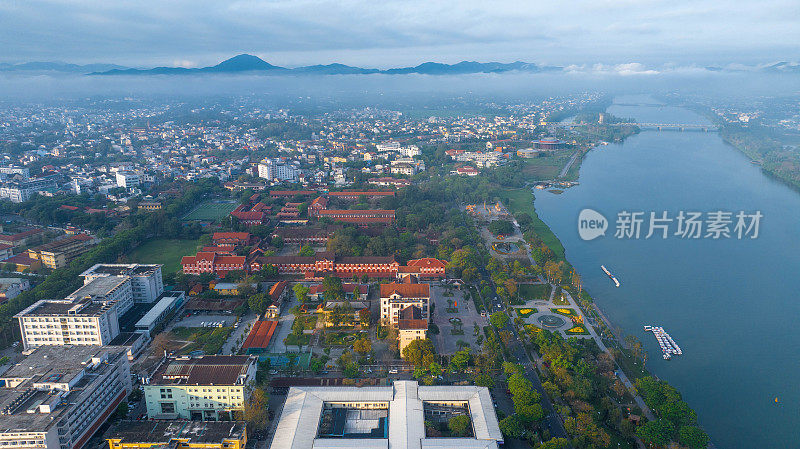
(521, 153, 571, 180)
(500, 188, 566, 261)
(552, 287, 569, 305)
(128, 239, 203, 274)
(284, 333, 311, 346)
(183, 201, 238, 221)
(172, 326, 233, 355)
(518, 283, 552, 301)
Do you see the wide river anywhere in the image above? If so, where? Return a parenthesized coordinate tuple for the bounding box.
(534, 95, 800, 449)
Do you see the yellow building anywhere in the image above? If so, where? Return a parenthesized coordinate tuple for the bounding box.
(26, 234, 99, 269)
(107, 421, 246, 449)
(138, 201, 162, 211)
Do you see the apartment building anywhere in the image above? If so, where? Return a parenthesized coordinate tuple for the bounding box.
(80, 264, 164, 303)
(15, 299, 122, 350)
(143, 355, 258, 420)
(26, 234, 99, 269)
(66, 275, 134, 316)
(0, 346, 131, 449)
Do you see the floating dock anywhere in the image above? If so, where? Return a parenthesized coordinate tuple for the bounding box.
(601, 265, 620, 287)
(644, 326, 682, 360)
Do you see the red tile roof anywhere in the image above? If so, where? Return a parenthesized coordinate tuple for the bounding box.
(242, 320, 278, 350)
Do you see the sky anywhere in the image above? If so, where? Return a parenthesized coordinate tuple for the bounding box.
(1, 0, 798, 68)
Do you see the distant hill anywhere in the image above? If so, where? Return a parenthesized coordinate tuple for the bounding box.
(763, 62, 800, 73)
(0, 61, 128, 73)
(89, 54, 560, 76)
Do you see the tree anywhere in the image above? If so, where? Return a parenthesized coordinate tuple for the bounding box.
(499, 415, 524, 439)
(299, 245, 315, 257)
(237, 281, 255, 297)
(678, 426, 709, 449)
(293, 283, 309, 303)
(449, 348, 470, 373)
(473, 373, 494, 387)
(637, 419, 675, 447)
(490, 311, 509, 329)
(248, 293, 269, 314)
(539, 438, 571, 449)
(243, 388, 269, 432)
(448, 415, 471, 437)
(353, 337, 372, 355)
(488, 220, 514, 236)
(322, 276, 345, 301)
(402, 338, 436, 367)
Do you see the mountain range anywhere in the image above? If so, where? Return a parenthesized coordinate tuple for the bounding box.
(90, 54, 560, 76)
(1, 54, 798, 76)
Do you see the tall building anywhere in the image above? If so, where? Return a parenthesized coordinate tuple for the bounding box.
(270, 381, 503, 449)
(0, 346, 132, 449)
(115, 171, 140, 189)
(80, 264, 164, 303)
(143, 355, 258, 420)
(257, 158, 299, 181)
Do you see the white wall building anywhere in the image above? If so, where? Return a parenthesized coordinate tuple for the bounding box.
(115, 171, 140, 189)
(80, 264, 164, 303)
(0, 346, 131, 449)
(257, 158, 299, 181)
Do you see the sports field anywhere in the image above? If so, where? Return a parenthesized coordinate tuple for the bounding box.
(128, 239, 202, 274)
(183, 201, 238, 221)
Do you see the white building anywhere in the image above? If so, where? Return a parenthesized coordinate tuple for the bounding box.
(258, 158, 299, 181)
(0, 277, 30, 301)
(0, 346, 131, 449)
(144, 355, 258, 420)
(379, 283, 430, 327)
(134, 291, 185, 334)
(66, 275, 134, 316)
(115, 171, 140, 189)
(16, 299, 122, 350)
(80, 264, 164, 303)
(270, 381, 503, 449)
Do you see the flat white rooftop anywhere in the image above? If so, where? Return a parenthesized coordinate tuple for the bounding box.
(270, 381, 503, 449)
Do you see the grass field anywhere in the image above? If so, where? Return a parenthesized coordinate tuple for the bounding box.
(171, 326, 233, 355)
(501, 187, 566, 261)
(519, 283, 552, 301)
(183, 201, 238, 221)
(521, 153, 572, 181)
(128, 239, 202, 274)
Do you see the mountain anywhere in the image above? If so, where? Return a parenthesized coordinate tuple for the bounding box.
(199, 54, 287, 73)
(763, 62, 800, 73)
(90, 54, 560, 76)
(292, 63, 379, 75)
(0, 61, 128, 73)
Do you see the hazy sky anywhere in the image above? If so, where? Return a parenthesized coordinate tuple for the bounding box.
(1, 0, 798, 68)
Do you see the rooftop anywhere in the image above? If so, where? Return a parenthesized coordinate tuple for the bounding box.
(80, 263, 162, 278)
(66, 275, 130, 301)
(108, 420, 246, 445)
(270, 381, 502, 449)
(150, 355, 256, 386)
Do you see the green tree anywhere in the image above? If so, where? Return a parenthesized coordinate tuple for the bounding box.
(402, 338, 436, 368)
(448, 415, 471, 437)
(637, 419, 675, 447)
(299, 245, 315, 257)
(322, 276, 345, 301)
(293, 283, 310, 303)
(490, 311, 509, 329)
(539, 438, 571, 449)
(353, 337, 372, 355)
(248, 293, 269, 314)
(499, 415, 524, 439)
(678, 426, 709, 449)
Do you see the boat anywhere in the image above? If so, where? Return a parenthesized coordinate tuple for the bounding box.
(644, 325, 682, 359)
(601, 265, 621, 287)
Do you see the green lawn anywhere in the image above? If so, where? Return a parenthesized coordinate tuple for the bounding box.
(520, 153, 572, 181)
(128, 239, 202, 274)
(501, 188, 566, 261)
(518, 283, 552, 301)
(171, 326, 233, 355)
(183, 201, 238, 221)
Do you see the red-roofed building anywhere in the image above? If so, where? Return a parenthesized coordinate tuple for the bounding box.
(181, 252, 247, 276)
(404, 258, 447, 279)
(380, 282, 430, 326)
(241, 320, 278, 354)
(269, 190, 316, 198)
(368, 177, 412, 188)
(329, 190, 395, 200)
(308, 196, 328, 216)
(213, 232, 253, 246)
(230, 203, 268, 226)
(315, 209, 395, 225)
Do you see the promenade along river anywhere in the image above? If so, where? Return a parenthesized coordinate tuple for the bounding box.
(534, 96, 800, 449)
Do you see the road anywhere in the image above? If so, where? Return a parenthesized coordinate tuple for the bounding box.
(559, 151, 580, 178)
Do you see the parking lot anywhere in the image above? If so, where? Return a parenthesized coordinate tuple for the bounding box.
(429, 286, 487, 354)
(172, 313, 236, 328)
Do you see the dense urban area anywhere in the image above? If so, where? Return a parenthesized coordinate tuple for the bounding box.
(3, 88, 796, 449)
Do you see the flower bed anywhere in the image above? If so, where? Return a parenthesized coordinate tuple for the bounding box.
(565, 324, 589, 335)
(516, 308, 537, 318)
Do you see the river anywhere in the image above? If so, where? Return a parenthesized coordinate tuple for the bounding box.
(533, 95, 800, 449)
